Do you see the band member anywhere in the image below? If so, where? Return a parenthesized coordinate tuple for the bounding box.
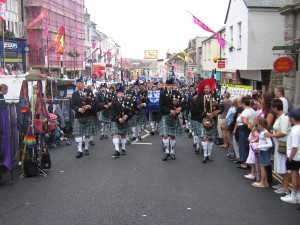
(71, 79, 104, 158)
(148, 81, 161, 135)
(160, 79, 185, 161)
(196, 78, 222, 163)
(97, 84, 113, 140)
(110, 87, 135, 158)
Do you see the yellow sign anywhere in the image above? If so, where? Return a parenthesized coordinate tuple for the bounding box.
(144, 50, 158, 59)
(221, 83, 253, 90)
(4, 58, 23, 63)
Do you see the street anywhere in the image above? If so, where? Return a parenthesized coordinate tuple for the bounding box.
(1, 128, 300, 225)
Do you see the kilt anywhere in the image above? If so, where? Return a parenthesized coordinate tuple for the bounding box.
(98, 110, 111, 123)
(149, 111, 161, 122)
(73, 115, 98, 136)
(190, 119, 202, 136)
(110, 122, 132, 135)
(199, 122, 218, 140)
(128, 115, 137, 127)
(136, 110, 148, 124)
(160, 115, 183, 137)
(94, 115, 102, 131)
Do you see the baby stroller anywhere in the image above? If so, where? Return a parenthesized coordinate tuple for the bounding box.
(45, 113, 64, 148)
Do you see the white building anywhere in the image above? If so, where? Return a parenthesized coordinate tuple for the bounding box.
(225, 0, 285, 89)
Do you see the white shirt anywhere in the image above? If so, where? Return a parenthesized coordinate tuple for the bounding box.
(237, 108, 256, 126)
(287, 124, 300, 161)
(279, 97, 289, 113)
(272, 114, 291, 142)
(258, 130, 273, 151)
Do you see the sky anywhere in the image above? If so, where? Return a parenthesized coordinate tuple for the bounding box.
(84, 0, 230, 59)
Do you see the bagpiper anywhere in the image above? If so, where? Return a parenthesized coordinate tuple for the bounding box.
(160, 79, 185, 161)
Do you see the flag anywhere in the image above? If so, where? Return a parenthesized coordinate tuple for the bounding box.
(181, 50, 193, 63)
(43, 9, 49, 36)
(192, 15, 226, 50)
(177, 55, 187, 63)
(0, 0, 6, 22)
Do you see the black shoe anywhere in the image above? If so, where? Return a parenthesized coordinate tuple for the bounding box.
(130, 137, 136, 141)
(170, 154, 176, 160)
(82, 142, 85, 148)
(188, 133, 193, 138)
(208, 156, 213, 162)
(89, 140, 95, 146)
(195, 148, 200, 154)
(121, 149, 126, 155)
(150, 131, 155, 135)
(104, 135, 108, 139)
(202, 156, 208, 163)
(84, 149, 89, 155)
(138, 135, 142, 140)
(185, 129, 189, 133)
(112, 151, 120, 158)
(162, 153, 170, 161)
(99, 135, 104, 140)
(76, 151, 83, 158)
(126, 140, 131, 145)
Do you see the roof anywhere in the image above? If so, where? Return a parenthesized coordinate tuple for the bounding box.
(244, 0, 285, 8)
(225, 0, 285, 23)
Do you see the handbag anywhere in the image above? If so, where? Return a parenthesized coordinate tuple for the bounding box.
(165, 115, 175, 127)
(34, 117, 44, 134)
(78, 117, 88, 125)
(202, 117, 215, 130)
(41, 152, 51, 169)
(24, 160, 38, 177)
(278, 141, 287, 154)
(20, 81, 31, 114)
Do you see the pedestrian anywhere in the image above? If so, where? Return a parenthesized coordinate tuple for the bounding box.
(218, 92, 232, 148)
(0, 83, 8, 103)
(160, 79, 185, 161)
(244, 118, 259, 180)
(280, 107, 300, 204)
(110, 87, 135, 158)
(196, 78, 222, 163)
(71, 79, 103, 158)
(274, 86, 289, 113)
(252, 117, 273, 188)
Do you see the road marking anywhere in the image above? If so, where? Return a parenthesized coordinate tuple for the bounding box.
(132, 142, 152, 145)
(143, 129, 150, 134)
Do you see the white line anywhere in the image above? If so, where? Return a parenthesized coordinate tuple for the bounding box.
(132, 142, 152, 145)
(142, 134, 150, 139)
(143, 129, 150, 134)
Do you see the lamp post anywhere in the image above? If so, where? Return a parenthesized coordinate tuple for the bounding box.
(212, 56, 218, 79)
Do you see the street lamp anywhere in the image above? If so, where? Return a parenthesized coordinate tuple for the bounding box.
(212, 56, 218, 79)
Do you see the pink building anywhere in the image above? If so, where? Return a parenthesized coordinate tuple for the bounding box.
(24, 0, 84, 75)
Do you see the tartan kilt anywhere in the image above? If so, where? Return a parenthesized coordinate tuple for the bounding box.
(73, 116, 98, 136)
(94, 115, 102, 131)
(136, 110, 147, 124)
(129, 115, 137, 127)
(149, 111, 161, 122)
(190, 119, 201, 135)
(110, 122, 132, 135)
(98, 110, 111, 123)
(199, 122, 218, 140)
(160, 115, 183, 137)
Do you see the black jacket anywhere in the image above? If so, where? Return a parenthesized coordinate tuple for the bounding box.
(194, 94, 223, 121)
(159, 89, 185, 116)
(110, 98, 135, 122)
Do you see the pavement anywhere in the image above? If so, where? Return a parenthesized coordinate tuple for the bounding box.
(1, 126, 300, 225)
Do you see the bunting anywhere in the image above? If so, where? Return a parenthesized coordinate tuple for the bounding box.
(181, 50, 193, 63)
(0, 0, 6, 22)
(191, 14, 225, 50)
(26, 9, 49, 36)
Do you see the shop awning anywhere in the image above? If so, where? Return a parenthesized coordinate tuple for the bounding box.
(239, 70, 262, 81)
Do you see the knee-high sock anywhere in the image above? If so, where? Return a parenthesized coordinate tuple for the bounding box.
(193, 132, 197, 144)
(137, 124, 142, 135)
(82, 136, 85, 142)
(163, 138, 170, 154)
(112, 138, 120, 151)
(150, 122, 155, 131)
(208, 141, 214, 156)
(101, 122, 105, 135)
(195, 135, 200, 149)
(131, 126, 137, 137)
(75, 137, 82, 152)
(170, 139, 176, 154)
(186, 122, 189, 129)
(90, 136, 93, 141)
(121, 138, 127, 150)
(84, 137, 90, 150)
(202, 141, 208, 157)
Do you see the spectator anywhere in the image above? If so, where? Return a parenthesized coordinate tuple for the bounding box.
(0, 83, 8, 103)
(274, 86, 288, 113)
(265, 99, 291, 194)
(280, 107, 300, 204)
(226, 98, 239, 160)
(218, 92, 232, 148)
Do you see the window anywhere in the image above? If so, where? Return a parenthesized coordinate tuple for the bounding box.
(237, 22, 242, 49)
(229, 25, 233, 47)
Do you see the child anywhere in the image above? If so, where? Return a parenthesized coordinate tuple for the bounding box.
(252, 117, 273, 188)
(244, 118, 259, 180)
(281, 107, 300, 204)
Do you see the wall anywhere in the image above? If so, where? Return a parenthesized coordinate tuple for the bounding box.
(248, 10, 285, 69)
